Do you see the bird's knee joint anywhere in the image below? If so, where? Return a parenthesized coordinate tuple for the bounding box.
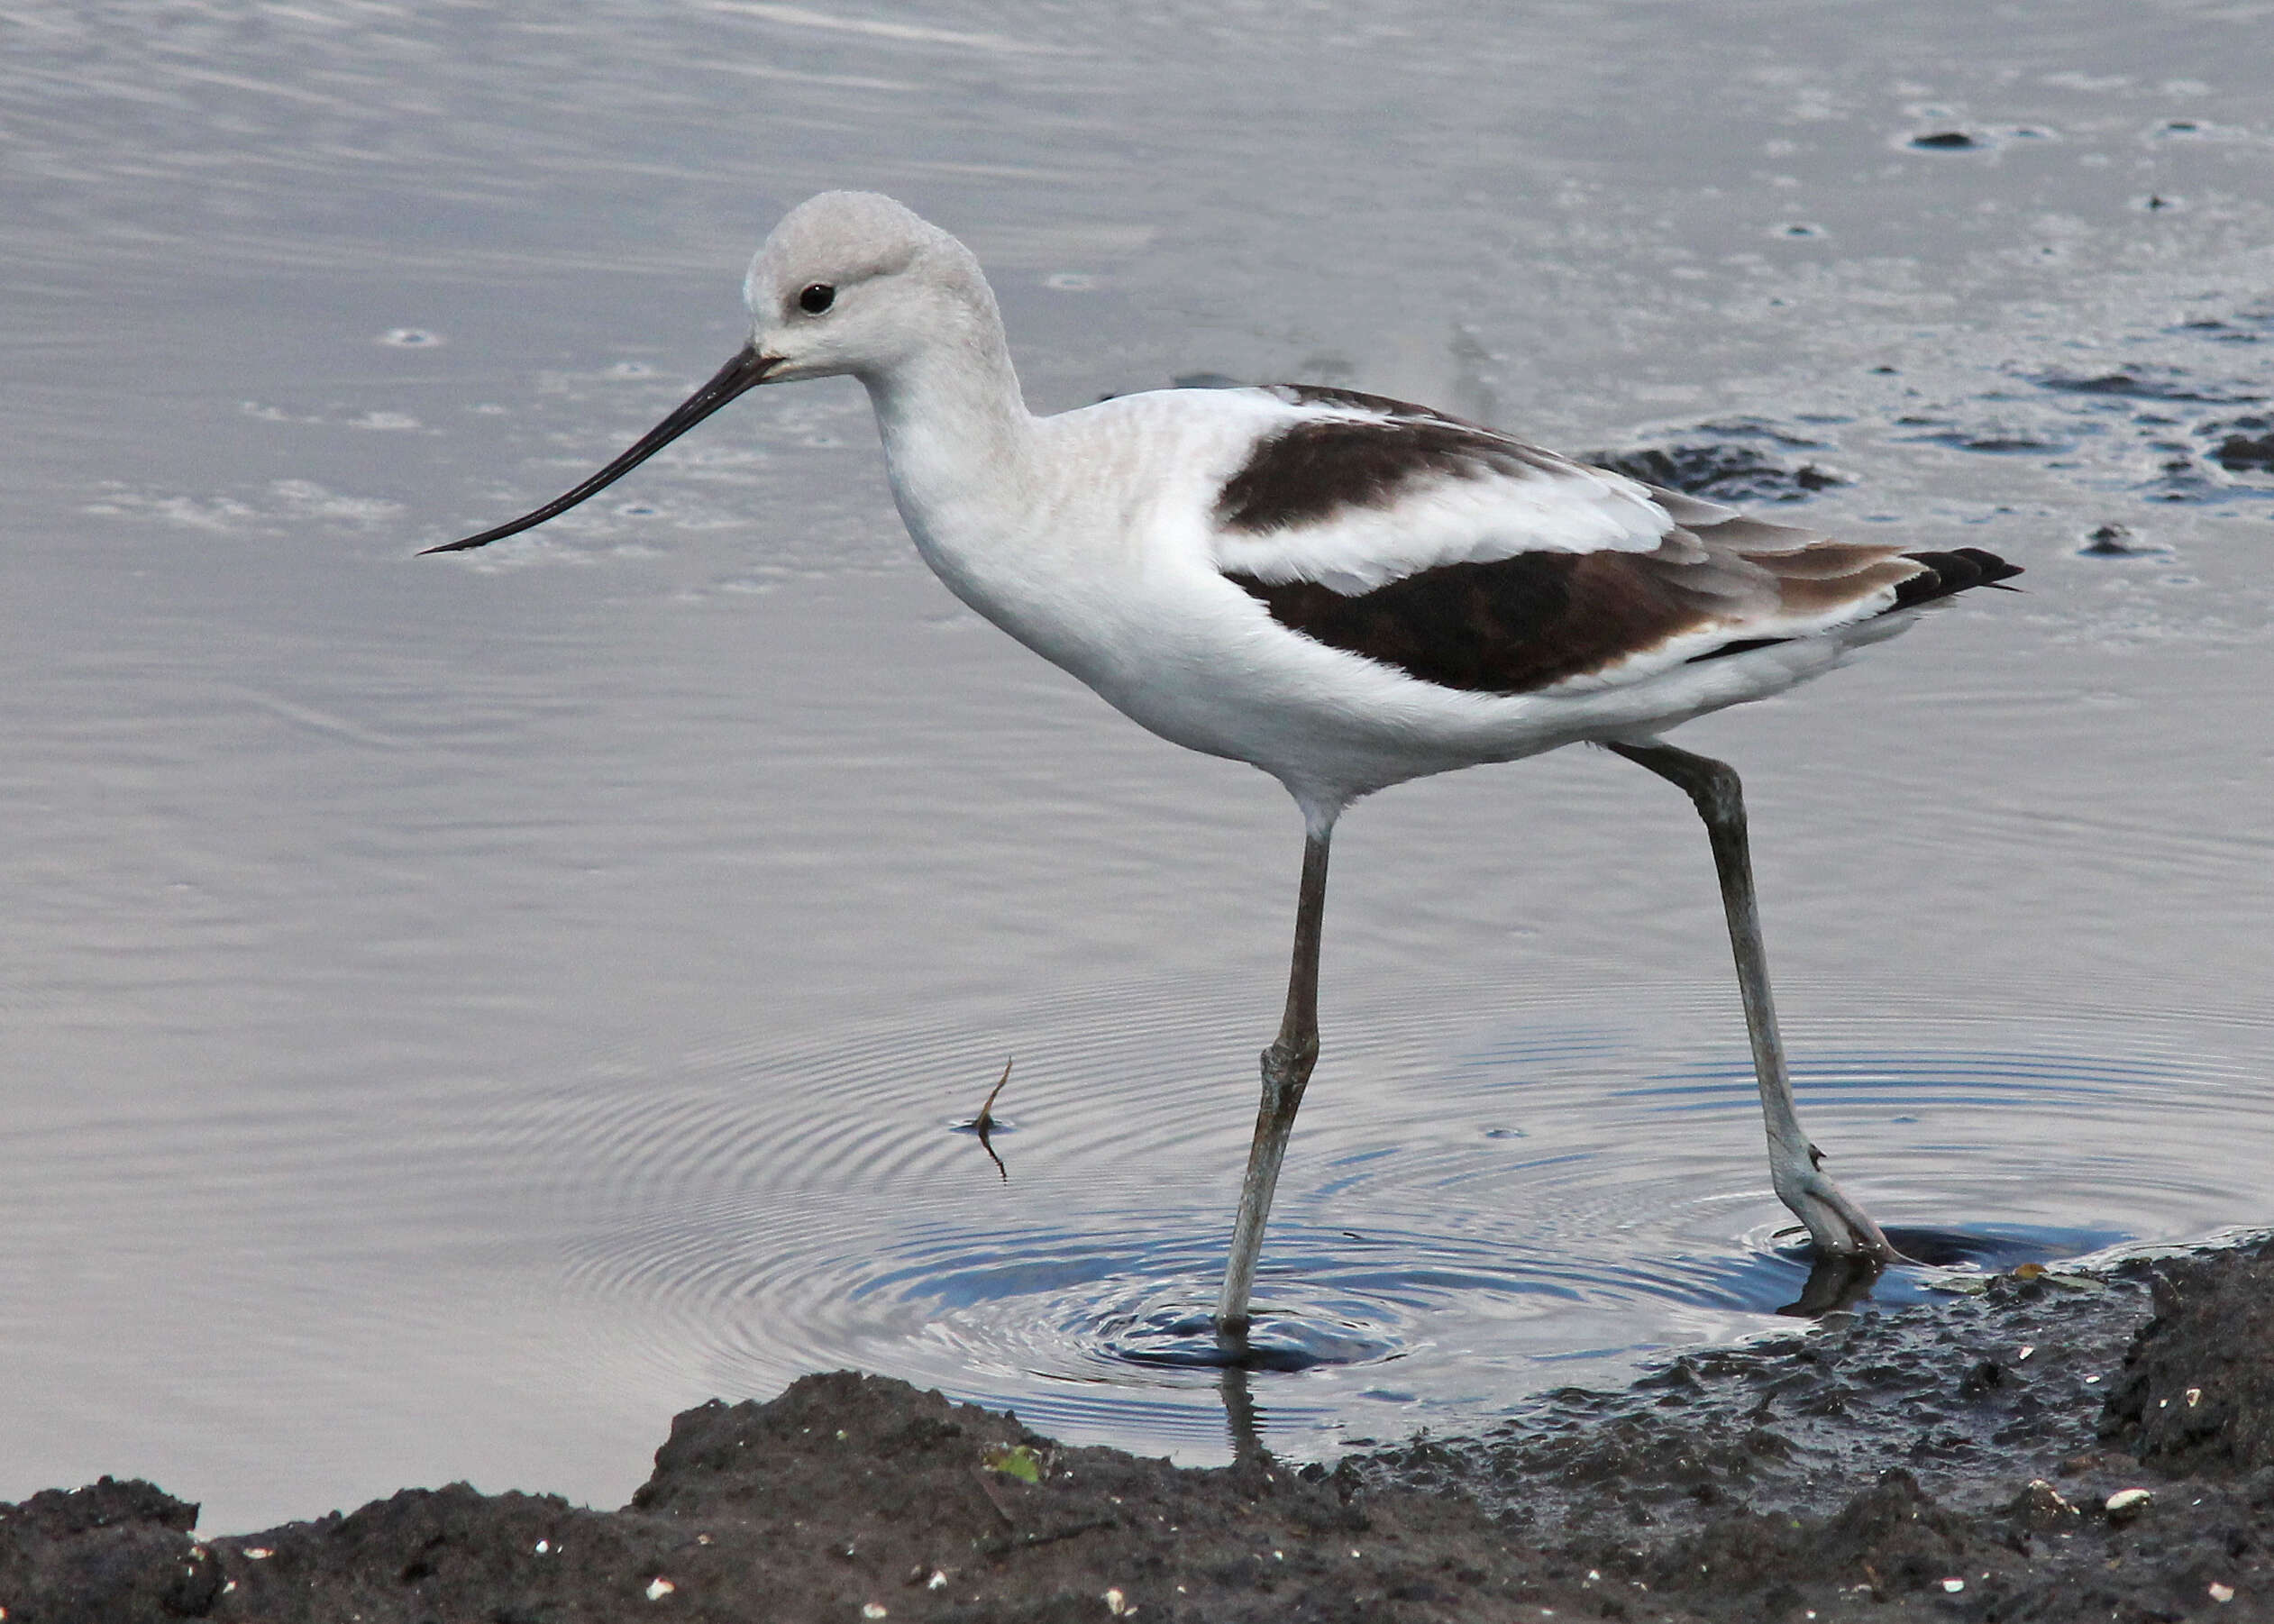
(1261, 1036, 1319, 1092)
(1689, 767, 1743, 822)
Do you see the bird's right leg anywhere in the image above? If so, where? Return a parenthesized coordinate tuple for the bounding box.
(1603, 739, 1901, 1264)
(1214, 829, 1331, 1350)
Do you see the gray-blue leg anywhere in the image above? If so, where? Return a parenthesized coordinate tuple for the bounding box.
(1215, 830, 1330, 1346)
(1605, 740, 1899, 1262)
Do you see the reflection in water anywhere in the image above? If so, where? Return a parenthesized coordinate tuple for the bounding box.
(1780, 1252, 1885, 1317)
(1219, 1364, 1265, 1468)
(952, 1057, 1017, 1183)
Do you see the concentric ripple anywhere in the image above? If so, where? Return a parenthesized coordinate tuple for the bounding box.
(498, 974, 2274, 1462)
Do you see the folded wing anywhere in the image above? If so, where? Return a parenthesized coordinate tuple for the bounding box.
(1212, 387, 2015, 696)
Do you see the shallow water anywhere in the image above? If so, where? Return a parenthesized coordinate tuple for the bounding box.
(4, 0, 2272, 1533)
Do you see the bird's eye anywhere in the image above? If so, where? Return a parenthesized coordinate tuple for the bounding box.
(799, 283, 836, 315)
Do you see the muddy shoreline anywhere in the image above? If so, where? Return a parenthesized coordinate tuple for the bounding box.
(5, 1236, 2269, 1622)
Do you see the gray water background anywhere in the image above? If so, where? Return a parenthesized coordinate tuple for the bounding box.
(5, 0, 2272, 1533)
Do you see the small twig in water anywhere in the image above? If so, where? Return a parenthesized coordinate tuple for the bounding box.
(973, 1057, 1011, 1182)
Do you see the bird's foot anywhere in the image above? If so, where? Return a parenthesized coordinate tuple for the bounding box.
(1772, 1161, 1907, 1265)
(1213, 1314, 1251, 1358)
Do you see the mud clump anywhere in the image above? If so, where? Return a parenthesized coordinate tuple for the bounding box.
(2214, 430, 2274, 471)
(2103, 1247, 2274, 1476)
(0, 1373, 1615, 1623)
(5, 1243, 2274, 1622)
(1586, 440, 1850, 503)
(0, 1477, 215, 1621)
(1647, 1469, 2016, 1604)
(2081, 522, 2155, 556)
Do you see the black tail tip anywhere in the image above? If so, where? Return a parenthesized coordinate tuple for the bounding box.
(1895, 547, 2024, 607)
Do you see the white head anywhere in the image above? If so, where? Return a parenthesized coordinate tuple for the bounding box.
(427, 192, 1001, 553)
(742, 191, 1000, 386)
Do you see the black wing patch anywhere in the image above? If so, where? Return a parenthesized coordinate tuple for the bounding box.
(1225, 546, 1718, 696)
(1215, 388, 1569, 535)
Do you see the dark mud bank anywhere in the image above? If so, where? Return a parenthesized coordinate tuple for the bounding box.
(7, 1238, 2272, 1623)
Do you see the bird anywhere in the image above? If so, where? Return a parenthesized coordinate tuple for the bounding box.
(427, 191, 2020, 1349)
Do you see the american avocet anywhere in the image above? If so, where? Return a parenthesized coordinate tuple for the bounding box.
(428, 192, 2019, 1345)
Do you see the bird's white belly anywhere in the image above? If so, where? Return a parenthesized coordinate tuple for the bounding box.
(963, 548, 1857, 813)
(915, 529, 1566, 802)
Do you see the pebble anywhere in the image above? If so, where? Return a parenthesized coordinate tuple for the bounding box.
(2012, 1479, 2080, 1529)
(2105, 1488, 2154, 1525)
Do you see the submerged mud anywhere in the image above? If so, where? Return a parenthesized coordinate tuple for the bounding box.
(6, 1236, 2270, 1623)
(1585, 421, 1854, 505)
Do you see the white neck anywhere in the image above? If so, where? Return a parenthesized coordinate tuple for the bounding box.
(862, 312, 1038, 567)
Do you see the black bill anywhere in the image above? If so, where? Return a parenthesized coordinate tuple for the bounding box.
(424, 343, 780, 554)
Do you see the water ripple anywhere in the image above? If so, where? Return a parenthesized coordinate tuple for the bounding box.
(498, 975, 2274, 1461)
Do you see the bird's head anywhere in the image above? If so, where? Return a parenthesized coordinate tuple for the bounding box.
(425, 190, 979, 554)
(742, 190, 989, 386)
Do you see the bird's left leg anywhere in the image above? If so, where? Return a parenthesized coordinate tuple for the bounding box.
(1603, 739, 1900, 1263)
(1215, 829, 1331, 1349)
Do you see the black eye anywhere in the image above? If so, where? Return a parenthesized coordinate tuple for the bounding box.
(799, 283, 836, 315)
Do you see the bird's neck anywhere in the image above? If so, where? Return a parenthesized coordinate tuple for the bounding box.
(863, 327, 1039, 563)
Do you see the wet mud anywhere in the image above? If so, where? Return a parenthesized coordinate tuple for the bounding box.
(1584, 421, 1853, 505)
(7, 1236, 2269, 1623)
